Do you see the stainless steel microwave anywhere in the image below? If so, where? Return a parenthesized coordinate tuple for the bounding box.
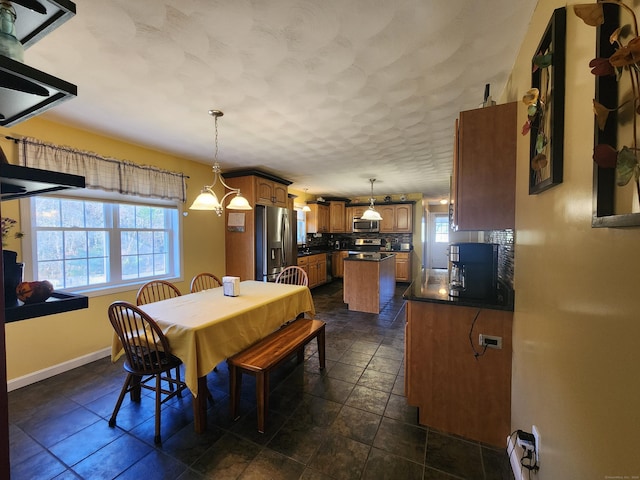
(353, 217, 380, 233)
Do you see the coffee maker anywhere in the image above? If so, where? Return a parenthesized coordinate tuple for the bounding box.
(449, 243, 498, 300)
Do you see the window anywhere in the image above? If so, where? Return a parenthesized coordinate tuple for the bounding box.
(434, 216, 449, 243)
(296, 207, 307, 245)
(24, 195, 181, 292)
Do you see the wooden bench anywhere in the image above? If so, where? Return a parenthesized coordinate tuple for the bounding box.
(227, 318, 326, 433)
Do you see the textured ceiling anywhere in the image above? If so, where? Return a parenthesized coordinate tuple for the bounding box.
(20, 0, 536, 199)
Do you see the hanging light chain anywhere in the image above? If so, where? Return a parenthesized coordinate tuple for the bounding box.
(209, 110, 226, 178)
(370, 178, 376, 206)
(209, 109, 223, 164)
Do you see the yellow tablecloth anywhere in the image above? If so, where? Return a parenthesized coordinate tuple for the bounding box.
(111, 280, 315, 396)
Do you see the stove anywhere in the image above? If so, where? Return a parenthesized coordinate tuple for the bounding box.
(349, 238, 383, 252)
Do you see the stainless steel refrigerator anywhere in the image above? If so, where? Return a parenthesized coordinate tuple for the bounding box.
(255, 205, 297, 282)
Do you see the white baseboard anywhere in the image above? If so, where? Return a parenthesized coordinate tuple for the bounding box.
(7, 347, 112, 392)
(508, 435, 524, 480)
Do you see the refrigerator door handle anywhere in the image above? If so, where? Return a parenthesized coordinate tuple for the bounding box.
(281, 213, 288, 265)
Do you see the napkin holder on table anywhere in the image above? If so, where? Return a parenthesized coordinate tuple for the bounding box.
(222, 276, 240, 297)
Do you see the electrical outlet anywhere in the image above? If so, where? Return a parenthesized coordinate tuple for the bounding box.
(532, 425, 540, 465)
(517, 430, 535, 450)
(508, 427, 540, 479)
(478, 334, 502, 349)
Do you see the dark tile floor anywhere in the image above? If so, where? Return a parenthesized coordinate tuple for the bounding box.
(8, 280, 514, 479)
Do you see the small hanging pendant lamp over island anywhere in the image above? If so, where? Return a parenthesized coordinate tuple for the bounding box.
(360, 178, 382, 221)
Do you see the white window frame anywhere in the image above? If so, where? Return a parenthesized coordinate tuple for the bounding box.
(294, 204, 307, 245)
(434, 215, 450, 243)
(19, 189, 184, 298)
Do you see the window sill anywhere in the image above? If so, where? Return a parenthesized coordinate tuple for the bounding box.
(5, 291, 88, 323)
(65, 276, 185, 299)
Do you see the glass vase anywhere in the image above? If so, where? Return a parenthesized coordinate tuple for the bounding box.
(0, 3, 24, 62)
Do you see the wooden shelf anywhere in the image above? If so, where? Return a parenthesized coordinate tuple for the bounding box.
(14, 0, 76, 49)
(5, 291, 88, 323)
(0, 55, 77, 127)
(1, 163, 85, 200)
(0, 2, 78, 477)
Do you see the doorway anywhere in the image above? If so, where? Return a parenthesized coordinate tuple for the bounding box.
(430, 213, 449, 269)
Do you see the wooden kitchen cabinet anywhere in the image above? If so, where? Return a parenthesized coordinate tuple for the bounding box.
(332, 250, 349, 278)
(344, 255, 396, 314)
(222, 170, 292, 280)
(379, 204, 414, 233)
(394, 252, 411, 282)
(379, 205, 395, 232)
(405, 300, 512, 447)
(307, 203, 330, 233)
(308, 259, 318, 286)
(297, 255, 309, 279)
(316, 254, 327, 285)
(348, 206, 367, 219)
(394, 204, 412, 232)
(329, 201, 346, 233)
(297, 253, 327, 288)
(453, 102, 516, 231)
(223, 171, 291, 209)
(346, 206, 366, 232)
(256, 177, 288, 207)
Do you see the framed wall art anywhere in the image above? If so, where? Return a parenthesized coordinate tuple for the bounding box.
(525, 7, 566, 195)
(583, 2, 640, 227)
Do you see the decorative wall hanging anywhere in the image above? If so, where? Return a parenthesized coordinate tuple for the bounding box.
(575, 1, 640, 227)
(523, 7, 566, 195)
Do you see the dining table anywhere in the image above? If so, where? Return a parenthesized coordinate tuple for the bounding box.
(111, 280, 316, 433)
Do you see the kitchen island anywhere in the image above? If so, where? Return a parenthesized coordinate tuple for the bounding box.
(343, 252, 395, 314)
(402, 268, 513, 448)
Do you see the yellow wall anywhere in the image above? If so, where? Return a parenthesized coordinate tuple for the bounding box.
(505, 0, 640, 476)
(1, 117, 227, 380)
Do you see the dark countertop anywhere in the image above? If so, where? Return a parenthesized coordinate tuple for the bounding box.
(297, 247, 412, 257)
(297, 249, 329, 257)
(344, 252, 395, 261)
(403, 269, 514, 312)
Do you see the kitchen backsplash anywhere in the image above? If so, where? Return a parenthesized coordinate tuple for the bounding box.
(487, 229, 514, 290)
(304, 232, 413, 250)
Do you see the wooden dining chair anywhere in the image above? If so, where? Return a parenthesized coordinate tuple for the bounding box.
(136, 279, 181, 306)
(190, 272, 223, 293)
(107, 301, 187, 444)
(275, 266, 309, 286)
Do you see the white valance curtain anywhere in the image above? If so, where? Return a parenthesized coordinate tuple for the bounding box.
(17, 137, 188, 202)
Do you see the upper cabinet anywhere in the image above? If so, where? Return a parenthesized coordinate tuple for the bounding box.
(395, 205, 412, 232)
(223, 170, 291, 209)
(452, 102, 517, 231)
(255, 177, 288, 207)
(379, 205, 395, 232)
(307, 202, 329, 233)
(329, 201, 346, 233)
(0, 0, 77, 126)
(345, 206, 366, 233)
(380, 204, 413, 233)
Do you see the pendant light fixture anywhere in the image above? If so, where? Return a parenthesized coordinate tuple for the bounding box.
(361, 178, 383, 221)
(189, 110, 252, 216)
(302, 188, 311, 212)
